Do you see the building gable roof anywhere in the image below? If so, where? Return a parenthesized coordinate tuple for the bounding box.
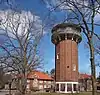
(79, 73, 91, 79)
(28, 71, 53, 81)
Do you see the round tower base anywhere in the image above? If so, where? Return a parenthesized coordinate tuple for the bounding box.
(55, 82, 79, 93)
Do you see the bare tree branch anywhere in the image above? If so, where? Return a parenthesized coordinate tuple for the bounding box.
(0, 10, 44, 94)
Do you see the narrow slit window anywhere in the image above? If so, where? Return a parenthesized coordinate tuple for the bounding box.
(57, 53, 59, 59)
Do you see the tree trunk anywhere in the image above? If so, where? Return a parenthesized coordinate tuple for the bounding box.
(89, 42, 97, 95)
(21, 77, 27, 95)
(9, 83, 11, 95)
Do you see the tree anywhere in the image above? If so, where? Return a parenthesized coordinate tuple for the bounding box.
(0, 64, 13, 92)
(50, 68, 55, 76)
(94, 35, 100, 67)
(50, 68, 55, 79)
(45, 71, 49, 74)
(43, 0, 100, 95)
(0, 66, 5, 88)
(0, 10, 44, 95)
(97, 72, 100, 83)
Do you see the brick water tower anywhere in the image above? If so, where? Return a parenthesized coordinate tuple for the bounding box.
(51, 23, 82, 93)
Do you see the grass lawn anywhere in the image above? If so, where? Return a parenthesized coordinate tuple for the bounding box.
(31, 92, 100, 95)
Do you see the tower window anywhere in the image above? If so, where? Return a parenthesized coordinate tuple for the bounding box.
(73, 64, 76, 71)
(57, 53, 59, 59)
(67, 66, 69, 68)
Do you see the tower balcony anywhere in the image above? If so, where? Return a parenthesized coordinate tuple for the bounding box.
(51, 23, 82, 44)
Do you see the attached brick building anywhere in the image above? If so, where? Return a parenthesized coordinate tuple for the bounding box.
(78, 73, 92, 91)
(27, 71, 54, 91)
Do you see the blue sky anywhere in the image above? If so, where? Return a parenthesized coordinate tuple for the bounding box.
(0, 0, 100, 76)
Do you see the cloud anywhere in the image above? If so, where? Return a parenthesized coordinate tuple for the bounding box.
(0, 10, 44, 38)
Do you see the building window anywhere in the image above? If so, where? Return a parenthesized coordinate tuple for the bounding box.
(57, 53, 59, 59)
(44, 85, 46, 88)
(44, 81, 47, 83)
(27, 80, 30, 83)
(39, 85, 43, 89)
(27, 84, 29, 89)
(73, 84, 76, 91)
(97, 86, 100, 90)
(67, 83, 72, 91)
(73, 64, 76, 71)
(39, 80, 43, 83)
(56, 84, 59, 91)
(60, 84, 65, 91)
(67, 66, 69, 68)
(48, 85, 51, 88)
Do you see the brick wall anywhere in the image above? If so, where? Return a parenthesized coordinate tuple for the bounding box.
(55, 40, 78, 82)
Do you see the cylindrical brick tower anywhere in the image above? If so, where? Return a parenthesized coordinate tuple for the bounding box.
(51, 23, 82, 93)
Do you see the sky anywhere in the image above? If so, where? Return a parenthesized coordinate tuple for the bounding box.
(0, 0, 100, 76)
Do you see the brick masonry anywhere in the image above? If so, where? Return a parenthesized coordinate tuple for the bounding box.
(55, 39, 78, 82)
